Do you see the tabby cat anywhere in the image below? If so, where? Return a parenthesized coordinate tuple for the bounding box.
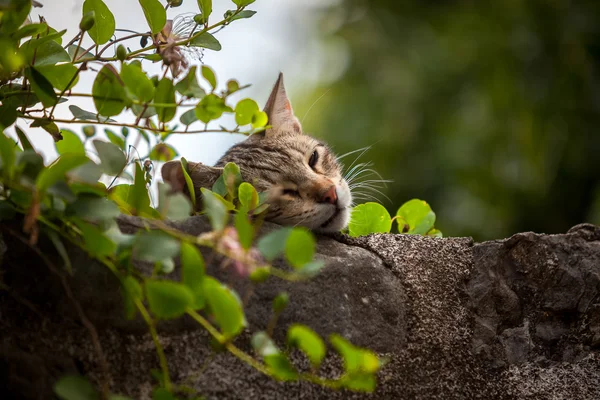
(162, 73, 352, 232)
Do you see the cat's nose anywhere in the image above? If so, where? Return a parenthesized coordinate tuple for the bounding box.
(320, 185, 338, 205)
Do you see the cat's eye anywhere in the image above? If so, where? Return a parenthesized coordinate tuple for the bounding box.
(282, 188, 300, 197)
(308, 150, 319, 169)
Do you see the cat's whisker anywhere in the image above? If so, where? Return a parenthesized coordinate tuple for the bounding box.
(349, 179, 392, 190)
(343, 146, 373, 178)
(344, 162, 374, 183)
(351, 186, 392, 204)
(337, 145, 373, 161)
(301, 89, 331, 125)
(347, 170, 388, 186)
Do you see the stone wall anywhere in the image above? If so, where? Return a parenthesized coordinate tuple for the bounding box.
(1, 216, 599, 399)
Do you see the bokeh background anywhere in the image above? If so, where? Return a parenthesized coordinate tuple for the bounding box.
(295, 0, 600, 240)
(28, 0, 600, 240)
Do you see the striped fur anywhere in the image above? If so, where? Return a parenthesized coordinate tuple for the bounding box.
(162, 74, 352, 232)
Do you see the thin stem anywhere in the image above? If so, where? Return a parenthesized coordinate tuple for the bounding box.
(71, 30, 85, 62)
(97, 33, 150, 58)
(136, 299, 172, 391)
(20, 115, 241, 136)
(186, 309, 271, 376)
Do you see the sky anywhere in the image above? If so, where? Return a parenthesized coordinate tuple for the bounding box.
(18, 0, 343, 167)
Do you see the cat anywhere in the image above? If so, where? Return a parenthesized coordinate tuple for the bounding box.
(161, 73, 352, 233)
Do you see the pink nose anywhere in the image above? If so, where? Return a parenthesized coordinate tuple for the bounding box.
(320, 185, 338, 205)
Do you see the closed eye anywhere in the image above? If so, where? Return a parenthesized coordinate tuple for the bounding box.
(282, 188, 300, 197)
(308, 150, 319, 169)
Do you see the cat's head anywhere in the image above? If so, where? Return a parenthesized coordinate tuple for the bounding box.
(162, 73, 352, 233)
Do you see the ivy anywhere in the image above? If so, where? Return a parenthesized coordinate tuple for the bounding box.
(0, 1, 386, 397)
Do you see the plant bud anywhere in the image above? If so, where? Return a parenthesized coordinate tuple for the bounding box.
(193, 14, 206, 25)
(82, 125, 96, 138)
(79, 11, 95, 32)
(168, 0, 183, 7)
(116, 45, 127, 62)
(272, 292, 289, 313)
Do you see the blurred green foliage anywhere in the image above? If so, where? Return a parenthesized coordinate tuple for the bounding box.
(300, 0, 600, 240)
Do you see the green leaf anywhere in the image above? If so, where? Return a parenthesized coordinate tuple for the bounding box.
(230, 10, 257, 21)
(341, 373, 377, 392)
(238, 182, 259, 210)
(21, 34, 70, 66)
(180, 157, 196, 209)
(195, 94, 230, 123)
(121, 62, 155, 102)
(16, 150, 44, 181)
(54, 375, 98, 400)
(56, 129, 85, 155)
(330, 334, 380, 375)
(37, 63, 79, 91)
(197, 0, 212, 19)
(201, 188, 228, 231)
(251, 110, 268, 129)
(395, 199, 436, 235)
(71, 161, 104, 184)
(427, 228, 443, 238)
(130, 162, 153, 216)
(180, 242, 205, 309)
(0, 103, 18, 129)
(92, 65, 127, 117)
(180, 109, 198, 125)
(272, 292, 289, 313)
(138, 0, 167, 34)
(26, 67, 57, 107)
(67, 44, 94, 61)
(235, 98, 259, 126)
(348, 202, 392, 237)
(145, 280, 194, 319)
(264, 353, 298, 381)
(83, 0, 116, 45)
(31, 118, 62, 141)
(69, 105, 114, 123)
(14, 126, 32, 150)
(133, 230, 181, 262)
(151, 388, 176, 400)
(157, 182, 191, 220)
(234, 209, 253, 249)
(122, 275, 142, 320)
(211, 174, 227, 197)
(297, 260, 325, 278)
(36, 154, 89, 192)
(75, 220, 118, 257)
(154, 78, 176, 123)
(285, 228, 315, 269)
(222, 162, 242, 200)
(190, 32, 221, 51)
(0, 0, 32, 34)
(201, 65, 216, 89)
(203, 277, 245, 337)
(288, 324, 326, 367)
(104, 129, 125, 150)
(149, 143, 177, 162)
(66, 194, 120, 222)
(232, 0, 255, 6)
(175, 66, 205, 98)
(13, 23, 47, 40)
(93, 139, 126, 176)
(257, 227, 292, 262)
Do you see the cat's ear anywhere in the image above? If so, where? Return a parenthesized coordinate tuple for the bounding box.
(263, 73, 302, 137)
(162, 160, 223, 205)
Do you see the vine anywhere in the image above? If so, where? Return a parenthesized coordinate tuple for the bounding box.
(0, 0, 388, 399)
